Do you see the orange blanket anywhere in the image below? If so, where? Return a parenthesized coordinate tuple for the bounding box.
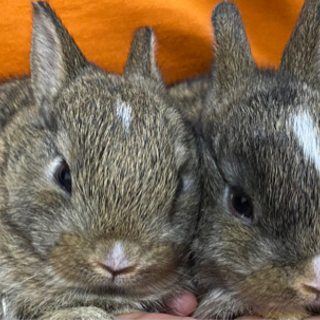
(0, 0, 303, 84)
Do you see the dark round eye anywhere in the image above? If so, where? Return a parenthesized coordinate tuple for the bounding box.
(229, 189, 253, 221)
(55, 160, 71, 194)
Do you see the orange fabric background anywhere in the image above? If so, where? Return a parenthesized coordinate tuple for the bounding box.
(0, 0, 304, 84)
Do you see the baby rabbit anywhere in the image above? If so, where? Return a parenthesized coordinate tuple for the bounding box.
(0, 2, 200, 319)
(193, 0, 320, 319)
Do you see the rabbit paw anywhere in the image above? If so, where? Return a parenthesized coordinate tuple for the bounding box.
(194, 288, 249, 319)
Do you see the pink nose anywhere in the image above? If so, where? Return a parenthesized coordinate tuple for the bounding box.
(305, 255, 320, 293)
(101, 242, 133, 276)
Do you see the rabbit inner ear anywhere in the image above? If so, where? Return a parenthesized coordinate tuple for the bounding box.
(279, 0, 320, 88)
(31, 2, 86, 107)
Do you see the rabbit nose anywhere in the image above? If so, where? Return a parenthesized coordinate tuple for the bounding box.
(303, 255, 320, 295)
(100, 242, 134, 276)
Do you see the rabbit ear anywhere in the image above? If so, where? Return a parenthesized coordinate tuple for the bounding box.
(123, 27, 161, 81)
(279, 0, 320, 88)
(211, 2, 256, 99)
(31, 2, 87, 106)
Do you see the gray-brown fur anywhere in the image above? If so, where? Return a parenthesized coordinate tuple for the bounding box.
(0, 2, 200, 319)
(0, 78, 34, 131)
(193, 0, 320, 319)
(168, 74, 211, 127)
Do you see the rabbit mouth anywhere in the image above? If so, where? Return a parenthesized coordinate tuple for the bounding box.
(304, 289, 320, 315)
(307, 304, 320, 316)
(49, 261, 182, 299)
(86, 273, 180, 297)
(53, 263, 184, 302)
(48, 237, 183, 299)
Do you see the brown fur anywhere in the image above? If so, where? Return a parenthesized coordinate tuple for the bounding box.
(193, 0, 320, 319)
(0, 2, 200, 319)
(168, 74, 211, 127)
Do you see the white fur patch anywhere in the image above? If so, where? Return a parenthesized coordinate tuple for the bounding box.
(223, 186, 230, 208)
(104, 242, 129, 271)
(309, 255, 320, 291)
(116, 100, 132, 132)
(2, 297, 7, 317)
(291, 111, 320, 173)
(174, 141, 188, 168)
(46, 156, 63, 179)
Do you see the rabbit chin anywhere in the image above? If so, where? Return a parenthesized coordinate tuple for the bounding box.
(254, 309, 310, 320)
(249, 291, 320, 319)
(246, 290, 319, 319)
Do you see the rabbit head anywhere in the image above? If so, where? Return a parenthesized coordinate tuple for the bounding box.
(193, 0, 320, 319)
(0, 2, 200, 318)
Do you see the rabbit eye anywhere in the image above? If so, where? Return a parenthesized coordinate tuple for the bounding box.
(54, 160, 71, 194)
(229, 189, 253, 221)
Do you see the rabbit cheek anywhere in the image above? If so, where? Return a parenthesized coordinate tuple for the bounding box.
(233, 262, 316, 319)
(49, 234, 95, 286)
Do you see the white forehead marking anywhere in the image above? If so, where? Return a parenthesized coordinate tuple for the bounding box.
(46, 156, 63, 178)
(104, 242, 129, 271)
(116, 100, 132, 132)
(291, 111, 320, 173)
